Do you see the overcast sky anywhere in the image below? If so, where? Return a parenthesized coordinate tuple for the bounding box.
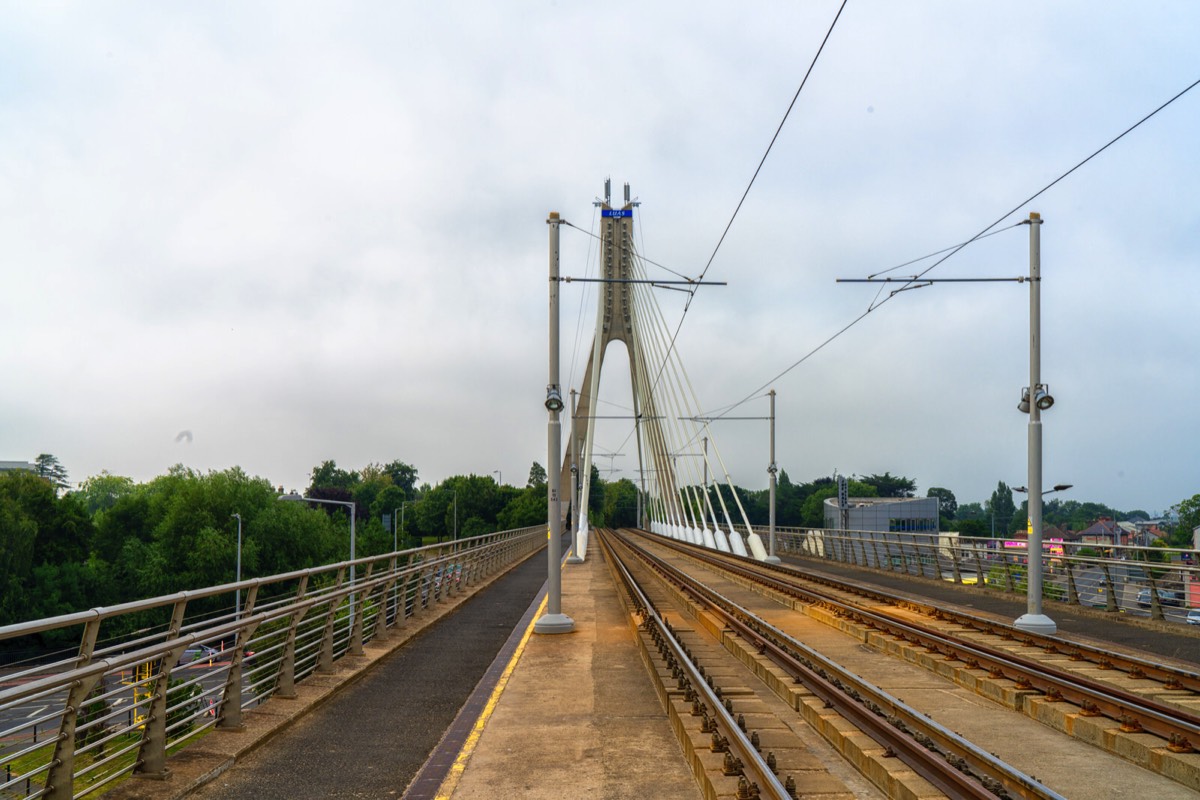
(2, 3, 1197, 516)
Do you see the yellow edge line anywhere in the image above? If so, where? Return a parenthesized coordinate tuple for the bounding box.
(433, 593, 549, 800)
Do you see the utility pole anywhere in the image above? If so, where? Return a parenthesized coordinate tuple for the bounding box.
(765, 390, 781, 563)
(1015, 213, 1056, 635)
(535, 210, 574, 634)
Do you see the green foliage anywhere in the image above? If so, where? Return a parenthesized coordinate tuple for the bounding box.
(801, 480, 877, 527)
(926, 487, 957, 523)
(857, 472, 916, 498)
(309, 460, 359, 492)
(986, 481, 1018, 533)
(955, 519, 989, 537)
(497, 486, 546, 530)
(35, 453, 70, 491)
(588, 465, 605, 518)
(75, 471, 136, 514)
(1171, 494, 1200, 546)
(381, 460, 419, 498)
(602, 478, 639, 528)
(527, 462, 547, 489)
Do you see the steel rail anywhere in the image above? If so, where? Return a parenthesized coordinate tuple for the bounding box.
(598, 531, 793, 799)
(637, 530, 1200, 754)
(764, 528, 1200, 690)
(611, 529, 1064, 800)
(754, 550, 1200, 693)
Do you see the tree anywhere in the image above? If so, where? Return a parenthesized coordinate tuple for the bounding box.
(35, 453, 70, 492)
(76, 471, 136, 514)
(381, 460, 419, 498)
(1171, 494, 1200, 547)
(986, 481, 1017, 534)
(527, 462, 547, 489)
(587, 465, 606, 522)
(497, 486, 547, 530)
(858, 472, 916, 498)
(926, 487, 957, 528)
(602, 478, 639, 527)
(309, 460, 359, 492)
(957, 502, 984, 522)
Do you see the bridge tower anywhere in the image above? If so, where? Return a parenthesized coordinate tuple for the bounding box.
(561, 180, 672, 549)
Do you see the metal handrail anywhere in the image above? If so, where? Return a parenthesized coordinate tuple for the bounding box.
(757, 525, 1199, 620)
(0, 525, 544, 800)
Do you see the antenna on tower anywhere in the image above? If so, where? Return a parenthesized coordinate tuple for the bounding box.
(604, 177, 611, 205)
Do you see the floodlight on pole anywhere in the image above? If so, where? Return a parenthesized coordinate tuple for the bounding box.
(278, 491, 357, 628)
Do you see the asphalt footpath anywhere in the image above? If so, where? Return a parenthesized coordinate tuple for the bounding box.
(182, 541, 556, 800)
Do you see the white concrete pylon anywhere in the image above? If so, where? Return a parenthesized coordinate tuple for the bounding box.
(701, 527, 716, 549)
(713, 529, 731, 552)
(729, 530, 749, 557)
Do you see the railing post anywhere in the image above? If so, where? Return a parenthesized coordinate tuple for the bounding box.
(1147, 574, 1165, 621)
(317, 569, 345, 673)
(44, 616, 103, 800)
(349, 565, 370, 656)
(377, 557, 400, 640)
(218, 584, 260, 731)
(134, 598, 189, 781)
(1101, 563, 1119, 613)
(974, 550, 987, 590)
(1065, 560, 1080, 605)
(276, 576, 309, 699)
(950, 545, 963, 585)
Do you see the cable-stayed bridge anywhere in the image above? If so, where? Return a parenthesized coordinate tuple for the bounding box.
(2, 184, 1199, 800)
(557, 179, 769, 564)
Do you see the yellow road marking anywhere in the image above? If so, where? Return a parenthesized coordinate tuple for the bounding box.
(433, 593, 548, 800)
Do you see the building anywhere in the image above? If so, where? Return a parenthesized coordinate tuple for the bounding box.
(823, 495, 939, 533)
(0, 460, 36, 474)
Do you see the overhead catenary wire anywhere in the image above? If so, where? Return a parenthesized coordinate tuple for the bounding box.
(632, 0, 850, 426)
(701, 73, 1200, 421)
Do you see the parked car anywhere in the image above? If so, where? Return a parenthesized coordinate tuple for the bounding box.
(1186, 609, 1200, 626)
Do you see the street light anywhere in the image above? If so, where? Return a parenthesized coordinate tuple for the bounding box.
(278, 492, 357, 626)
(493, 470, 502, 486)
(231, 513, 243, 621)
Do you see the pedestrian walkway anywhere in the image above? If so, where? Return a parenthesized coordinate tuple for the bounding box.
(428, 547, 699, 800)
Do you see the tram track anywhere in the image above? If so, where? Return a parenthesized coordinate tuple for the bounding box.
(631, 529, 1200, 758)
(604, 527, 1200, 797)
(602, 529, 1067, 800)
